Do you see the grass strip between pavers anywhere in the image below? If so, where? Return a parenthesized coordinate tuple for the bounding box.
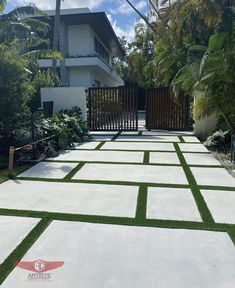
(143, 151, 150, 165)
(0, 208, 233, 237)
(135, 185, 147, 220)
(15, 176, 235, 192)
(0, 218, 52, 285)
(111, 131, 121, 141)
(44, 159, 223, 169)
(63, 162, 86, 180)
(95, 142, 106, 150)
(174, 143, 215, 224)
(178, 136, 185, 143)
(228, 228, 235, 245)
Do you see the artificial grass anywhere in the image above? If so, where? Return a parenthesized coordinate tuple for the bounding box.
(0, 164, 32, 184)
(0, 218, 51, 285)
(143, 151, 150, 165)
(228, 228, 235, 245)
(63, 162, 85, 180)
(0, 135, 235, 284)
(178, 135, 185, 143)
(135, 185, 148, 220)
(111, 131, 121, 141)
(0, 207, 233, 234)
(95, 142, 106, 150)
(174, 143, 215, 224)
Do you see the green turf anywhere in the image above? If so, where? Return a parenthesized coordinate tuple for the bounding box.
(174, 143, 215, 224)
(0, 218, 51, 285)
(0, 135, 234, 284)
(135, 185, 148, 220)
(0, 164, 32, 184)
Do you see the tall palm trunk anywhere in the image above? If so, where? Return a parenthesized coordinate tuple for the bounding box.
(52, 0, 61, 76)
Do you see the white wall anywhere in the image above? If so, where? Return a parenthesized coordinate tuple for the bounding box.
(68, 24, 93, 57)
(193, 95, 217, 139)
(91, 69, 122, 87)
(69, 68, 92, 87)
(194, 115, 217, 140)
(41, 87, 87, 121)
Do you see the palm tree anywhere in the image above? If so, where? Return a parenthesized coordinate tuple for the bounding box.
(52, 0, 62, 75)
(0, 0, 63, 63)
(0, 0, 47, 45)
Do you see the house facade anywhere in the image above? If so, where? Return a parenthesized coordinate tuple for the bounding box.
(38, 8, 124, 88)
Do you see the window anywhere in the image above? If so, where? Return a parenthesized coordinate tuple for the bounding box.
(94, 37, 110, 64)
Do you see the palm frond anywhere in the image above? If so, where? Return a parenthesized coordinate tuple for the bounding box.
(0, 0, 7, 13)
(21, 17, 49, 35)
(6, 6, 46, 19)
(22, 49, 63, 61)
(208, 32, 228, 50)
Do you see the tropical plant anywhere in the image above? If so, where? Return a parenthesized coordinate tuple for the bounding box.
(11, 108, 88, 159)
(29, 69, 62, 113)
(0, 0, 63, 62)
(204, 130, 231, 151)
(170, 1, 235, 131)
(0, 45, 33, 141)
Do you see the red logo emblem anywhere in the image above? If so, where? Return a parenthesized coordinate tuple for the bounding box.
(16, 259, 64, 272)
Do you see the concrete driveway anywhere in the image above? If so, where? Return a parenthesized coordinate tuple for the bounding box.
(0, 131, 235, 287)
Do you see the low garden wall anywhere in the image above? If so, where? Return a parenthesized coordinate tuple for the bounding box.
(41, 87, 87, 120)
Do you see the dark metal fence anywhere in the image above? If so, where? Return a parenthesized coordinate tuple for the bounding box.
(88, 87, 138, 131)
(146, 87, 190, 131)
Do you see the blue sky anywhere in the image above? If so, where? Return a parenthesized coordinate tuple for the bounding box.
(6, 0, 148, 41)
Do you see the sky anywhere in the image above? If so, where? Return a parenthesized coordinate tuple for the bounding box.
(6, 0, 149, 42)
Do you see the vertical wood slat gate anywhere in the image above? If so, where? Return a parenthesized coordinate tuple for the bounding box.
(146, 87, 190, 131)
(88, 87, 138, 131)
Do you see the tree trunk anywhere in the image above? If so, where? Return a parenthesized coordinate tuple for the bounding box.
(52, 0, 61, 76)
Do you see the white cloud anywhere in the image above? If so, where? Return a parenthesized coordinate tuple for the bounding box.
(10, 0, 106, 10)
(110, 0, 146, 15)
(107, 14, 137, 43)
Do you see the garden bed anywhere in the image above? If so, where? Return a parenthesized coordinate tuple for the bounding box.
(210, 150, 235, 177)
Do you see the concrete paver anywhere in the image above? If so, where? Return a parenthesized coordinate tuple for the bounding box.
(201, 189, 235, 224)
(18, 162, 78, 179)
(147, 187, 202, 222)
(0, 180, 138, 217)
(48, 150, 144, 163)
(73, 163, 188, 184)
(0, 216, 40, 264)
(101, 141, 175, 151)
(2, 222, 235, 288)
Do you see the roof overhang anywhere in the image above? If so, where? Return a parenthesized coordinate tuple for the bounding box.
(45, 11, 125, 57)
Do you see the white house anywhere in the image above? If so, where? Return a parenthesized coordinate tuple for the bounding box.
(39, 8, 124, 88)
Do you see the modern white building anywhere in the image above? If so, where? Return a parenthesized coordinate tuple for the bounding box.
(38, 8, 124, 88)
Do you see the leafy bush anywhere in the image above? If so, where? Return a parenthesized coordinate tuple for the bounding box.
(0, 46, 33, 139)
(11, 107, 88, 161)
(204, 130, 231, 151)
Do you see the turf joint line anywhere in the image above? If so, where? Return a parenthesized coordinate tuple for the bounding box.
(63, 162, 86, 180)
(174, 143, 215, 224)
(0, 218, 52, 285)
(135, 185, 148, 221)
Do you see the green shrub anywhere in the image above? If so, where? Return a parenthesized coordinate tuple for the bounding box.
(10, 107, 88, 160)
(204, 130, 231, 151)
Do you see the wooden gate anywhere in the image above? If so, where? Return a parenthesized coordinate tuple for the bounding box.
(146, 87, 190, 130)
(88, 87, 138, 131)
